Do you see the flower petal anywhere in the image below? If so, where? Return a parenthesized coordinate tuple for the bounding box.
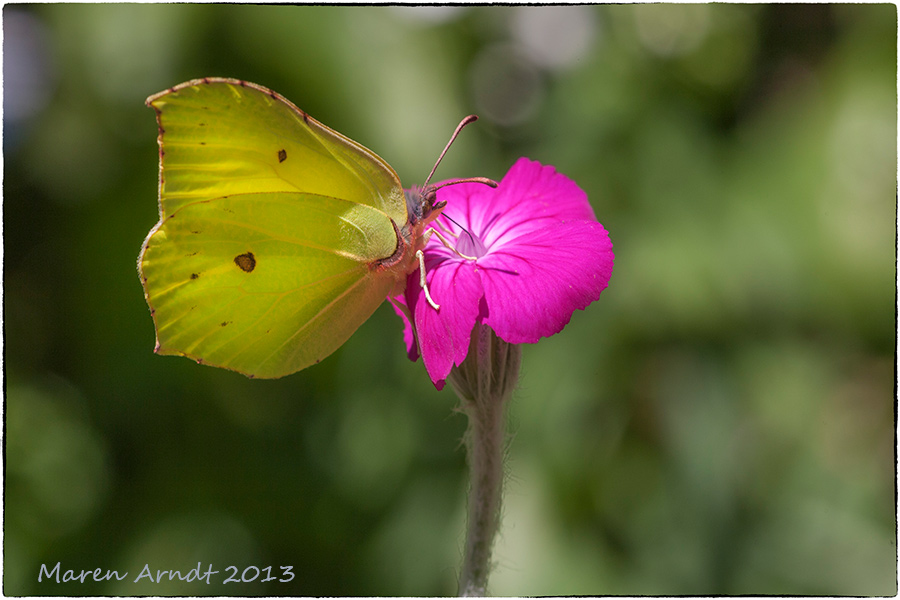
(438, 158, 598, 252)
(491, 157, 598, 221)
(477, 220, 614, 344)
(388, 294, 419, 362)
(406, 255, 485, 389)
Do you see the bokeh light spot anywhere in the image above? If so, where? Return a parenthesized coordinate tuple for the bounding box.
(511, 6, 599, 70)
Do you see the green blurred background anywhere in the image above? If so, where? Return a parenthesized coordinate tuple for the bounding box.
(4, 4, 896, 596)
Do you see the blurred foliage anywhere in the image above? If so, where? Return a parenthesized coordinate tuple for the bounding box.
(3, 4, 896, 596)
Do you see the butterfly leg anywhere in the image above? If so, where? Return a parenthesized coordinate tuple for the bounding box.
(417, 250, 441, 311)
(431, 219, 460, 239)
(424, 226, 478, 261)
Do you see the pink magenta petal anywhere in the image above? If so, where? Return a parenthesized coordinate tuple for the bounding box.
(388, 295, 419, 362)
(476, 220, 613, 344)
(489, 158, 598, 222)
(446, 158, 599, 251)
(406, 255, 484, 389)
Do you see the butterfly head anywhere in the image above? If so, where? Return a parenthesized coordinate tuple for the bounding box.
(405, 185, 448, 228)
(405, 176, 498, 228)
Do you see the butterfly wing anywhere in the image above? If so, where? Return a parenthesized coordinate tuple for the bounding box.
(139, 78, 408, 378)
(147, 78, 408, 223)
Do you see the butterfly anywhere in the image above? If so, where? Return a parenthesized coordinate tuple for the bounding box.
(138, 77, 494, 378)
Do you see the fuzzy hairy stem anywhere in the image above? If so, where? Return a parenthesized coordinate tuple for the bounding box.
(449, 324, 521, 597)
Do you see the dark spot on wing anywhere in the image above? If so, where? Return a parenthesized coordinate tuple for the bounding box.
(220, 321, 231, 327)
(278, 149, 287, 163)
(190, 273, 199, 280)
(234, 252, 256, 273)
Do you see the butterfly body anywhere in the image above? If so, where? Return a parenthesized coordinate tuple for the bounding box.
(139, 78, 442, 378)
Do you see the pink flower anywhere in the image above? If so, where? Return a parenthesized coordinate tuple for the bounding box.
(392, 158, 614, 390)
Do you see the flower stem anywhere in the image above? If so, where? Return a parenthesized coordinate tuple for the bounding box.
(449, 324, 520, 597)
(458, 385, 505, 596)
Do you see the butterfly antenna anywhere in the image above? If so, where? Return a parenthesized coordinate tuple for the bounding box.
(423, 115, 480, 188)
(432, 176, 498, 192)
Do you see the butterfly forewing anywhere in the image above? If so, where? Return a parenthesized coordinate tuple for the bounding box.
(148, 78, 407, 225)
